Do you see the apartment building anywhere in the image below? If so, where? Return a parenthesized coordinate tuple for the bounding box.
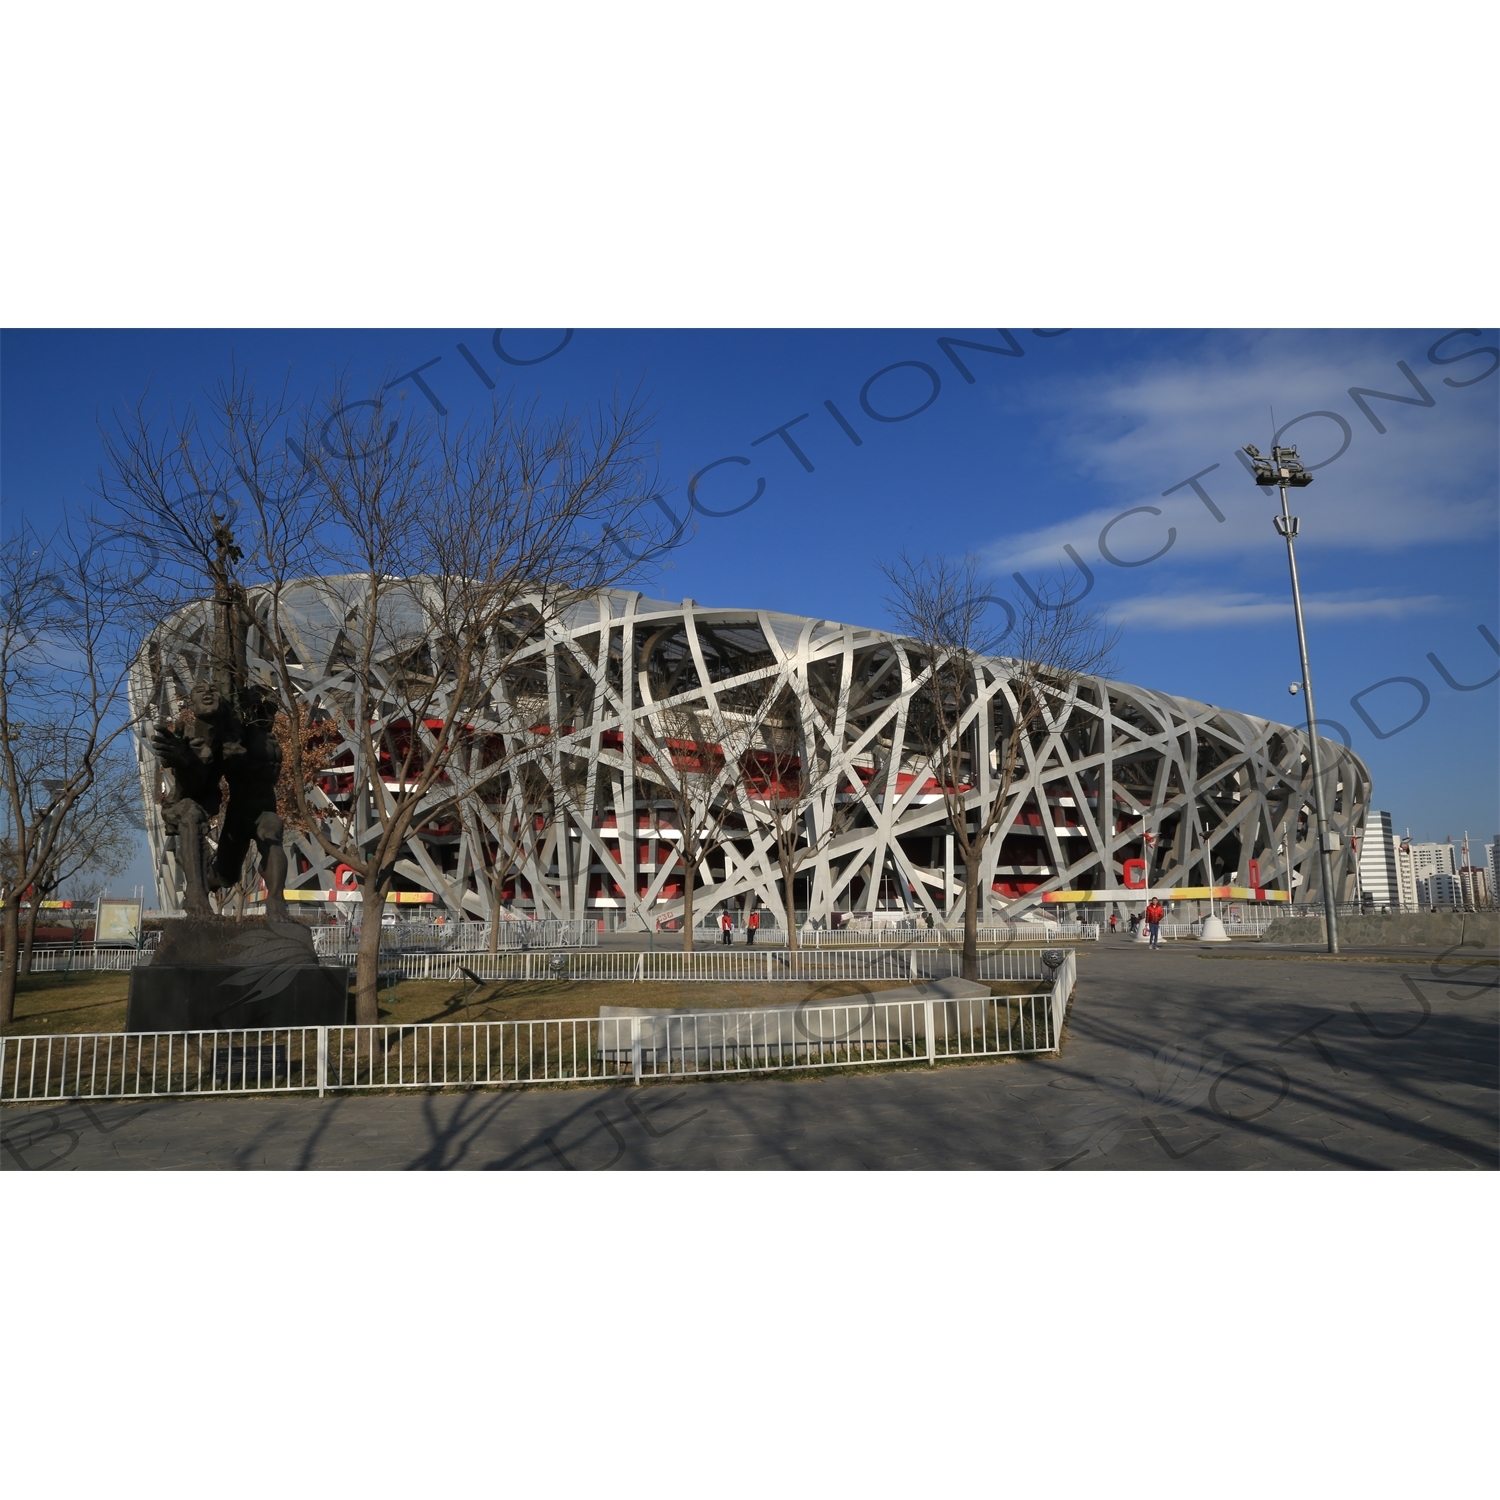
(1411, 841, 1457, 879)
(1357, 811, 1399, 908)
(1458, 866, 1491, 910)
(1417, 871, 1462, 908)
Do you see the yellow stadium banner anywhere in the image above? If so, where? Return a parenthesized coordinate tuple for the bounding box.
(281, 889, 435, 904)
(1041, 887, 1290, 903)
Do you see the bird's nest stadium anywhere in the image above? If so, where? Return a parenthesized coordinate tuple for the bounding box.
(131, 581, 1369, 925)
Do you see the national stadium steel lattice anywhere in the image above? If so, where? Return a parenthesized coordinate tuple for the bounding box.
(131, 581, 1369, 924)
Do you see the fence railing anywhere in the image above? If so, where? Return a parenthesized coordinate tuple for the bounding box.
(801, 923, 1096, 945)
(1, 1027, 324, 1101)
(391, 945, 1050, 984)
(1141, 917, 1275, 941)
(685, 922, 1097, 946)
(310, 918, 598, 957)
(17, 941, 1058, 984)
(1272, 904, 1373, 918)
(1271, 903, 1498, 917)
(22, 947, 147, 974)
(0, 952, 1075, 1102)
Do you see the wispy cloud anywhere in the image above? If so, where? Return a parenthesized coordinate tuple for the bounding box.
(1104, 590, 1449, 630)
(979, 330, 1498, 574)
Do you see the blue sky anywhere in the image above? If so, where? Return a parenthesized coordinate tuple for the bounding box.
(3, 327, 1496, 897)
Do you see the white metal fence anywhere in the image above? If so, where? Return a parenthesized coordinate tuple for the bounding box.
(1138, 917, 1275, 941)
(21, 947, 146, 974)
(398, 945, 1051, 984)
(687, 922, 1097, 946)
(0, 952, 1074, 1102)
(17, 940, 1061, 984)
(311, 918, 597, 957)
(1204, 915, 1276, 936)
(796, 922, 1097, 945)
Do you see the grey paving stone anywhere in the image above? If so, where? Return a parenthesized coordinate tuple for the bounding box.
(4, 944, 1496, 1171)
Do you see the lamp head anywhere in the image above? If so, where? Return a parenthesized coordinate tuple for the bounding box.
(1272, 444, 1314, 486)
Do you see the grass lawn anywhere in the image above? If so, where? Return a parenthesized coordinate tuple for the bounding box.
(2, 971, 1044, 1036)
(3, 971, 133, 1036)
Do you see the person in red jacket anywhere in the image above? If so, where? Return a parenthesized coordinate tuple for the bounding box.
(719, 910, 733, 946)
(746, 907, 760, 946)
(1145, 898, 1165, 949)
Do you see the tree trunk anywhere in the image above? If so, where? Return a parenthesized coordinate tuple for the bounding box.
(961, 850, 980, 981)
(0, 897, 21, 1025)
(681, 859, 695, 952)
(781, 852, 799, 952)
(20, 889, 43, 975)
(354, 885, 385, 1024)
(487, 870, 503, 955)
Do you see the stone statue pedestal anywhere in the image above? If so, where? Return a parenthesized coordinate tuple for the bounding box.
(126, 918, 350, 1032)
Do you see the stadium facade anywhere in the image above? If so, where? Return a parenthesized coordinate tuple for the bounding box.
(132, 581, 1370, 924)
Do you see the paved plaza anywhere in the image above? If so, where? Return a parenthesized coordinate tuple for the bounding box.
(3, 941, 1495, 1170)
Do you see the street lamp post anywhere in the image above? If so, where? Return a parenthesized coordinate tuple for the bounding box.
(1243, 442, 1340, 953)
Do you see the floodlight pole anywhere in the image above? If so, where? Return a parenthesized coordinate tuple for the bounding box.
(1271, 467, 1340, 954)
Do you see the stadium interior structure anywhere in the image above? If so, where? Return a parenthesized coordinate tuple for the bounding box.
(132, 581, 1370, 926)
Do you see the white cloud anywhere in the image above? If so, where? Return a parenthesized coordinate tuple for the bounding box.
(1104, 589, 1448, 630)
(979, 330, 1498, 574)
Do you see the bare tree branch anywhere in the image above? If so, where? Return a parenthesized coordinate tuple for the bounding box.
(881, 553, 1117, 978)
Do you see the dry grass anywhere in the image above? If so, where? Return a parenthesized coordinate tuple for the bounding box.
(1, 971, 1044, 1036)
(371, 975, 1042, 1025)
(3, 972, 132, 1037)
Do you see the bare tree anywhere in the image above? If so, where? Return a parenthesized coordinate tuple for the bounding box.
(881, 554, 1116, 979)
(18, 748, 140, 972)
(636, 702, 756, 950)
(103, 374, 668, 1022)
(455, 740, 552, 953)
(0, 520, 148, 1022)
(745, 684, 853, 950)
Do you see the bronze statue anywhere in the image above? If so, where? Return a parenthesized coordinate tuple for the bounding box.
(151, 522, 288, 920)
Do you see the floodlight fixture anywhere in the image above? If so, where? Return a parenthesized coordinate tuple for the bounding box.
(1249, 443, 1314, 487)
(1246, 430, 1339, 953)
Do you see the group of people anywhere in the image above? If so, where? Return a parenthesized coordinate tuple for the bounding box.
(1107, 898, 1167, 948)
(719, 908, 762, 945)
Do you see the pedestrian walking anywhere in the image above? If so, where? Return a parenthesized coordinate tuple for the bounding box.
(720, 910, 733, 946)
(1108, 911, 1117, 936)
(1146, 897, 1165, 949)
(746, 908, 760, 946)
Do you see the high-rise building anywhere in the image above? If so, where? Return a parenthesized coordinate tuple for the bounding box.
(1394, 832, 1419, 912)
(1458, 866, 1492, 910)
(1411, 841, 1457, 879)
(1487, 838, 1499, 902)
(1417, 871, 1462, 909)
(1358, 811, 1399, 909)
